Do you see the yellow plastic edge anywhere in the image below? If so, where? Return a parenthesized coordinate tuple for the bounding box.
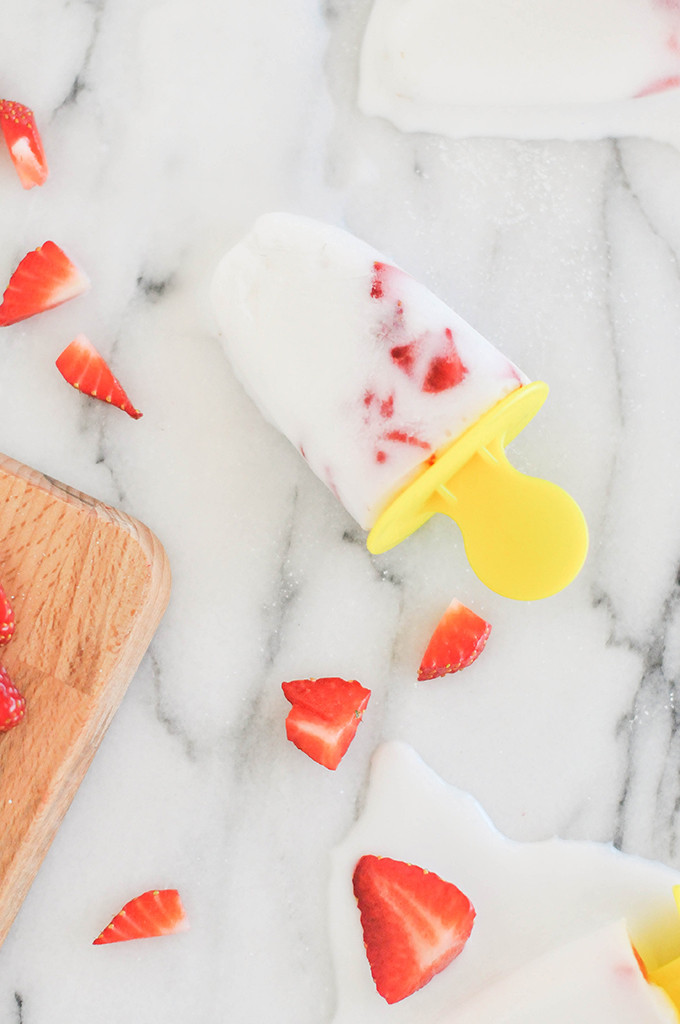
(367, 381, 549, 555)
(647, 886, 680, 1016)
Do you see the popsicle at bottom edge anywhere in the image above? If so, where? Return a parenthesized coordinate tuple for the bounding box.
(444, 919, 678, 1023)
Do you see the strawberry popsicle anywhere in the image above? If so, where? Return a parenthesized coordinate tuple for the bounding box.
(212, 214, 587, 599)
(448, 921, 678, 1023)
(359, 0, 680, 143)
(330, 743, 680, 1022)
(212, 213, 524, 530)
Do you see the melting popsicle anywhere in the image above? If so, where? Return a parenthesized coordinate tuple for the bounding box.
(447, 921, 678, 1022)
(211, 213, 588, 599)
(329, 743, 680, 1023)
(359, 0, 680, 144)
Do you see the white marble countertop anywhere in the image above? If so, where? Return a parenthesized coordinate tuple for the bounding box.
(2, 1, 680, 1021)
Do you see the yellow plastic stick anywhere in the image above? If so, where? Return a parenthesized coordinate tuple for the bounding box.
(367, 382, 588, 601)
(647, 887, 680, 1014)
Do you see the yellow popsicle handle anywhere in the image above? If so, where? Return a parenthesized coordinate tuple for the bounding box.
(367, 382, 588, 601)
(646, 887, 680, 1014)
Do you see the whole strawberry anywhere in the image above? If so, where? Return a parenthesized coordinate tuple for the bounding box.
(0, 666, 25, 732)
(0, 582, 15, 646)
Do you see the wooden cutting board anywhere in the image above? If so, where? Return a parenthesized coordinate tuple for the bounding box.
(0, 453, 171, 947)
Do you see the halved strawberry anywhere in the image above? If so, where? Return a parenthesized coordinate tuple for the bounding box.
(0, 666, 26, 732)
(93, 889, 188, 945)
(0, 241, 89, 327)
(418, 600, 491, 681)
(56, 334, 143, 419)
(353, 854, 475, 1004)
(0, 583, 15, 646)
(282, 677, 371, 770)
(0, 100, 48, 189)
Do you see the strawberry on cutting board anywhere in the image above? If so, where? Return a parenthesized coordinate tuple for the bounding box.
(0, 241, 89, 327)
(353, 854, 475, 1004)
(418, 600, 491, 681)
(56, 334, 143, 419)
(0, 667, 26, 733)
(0, 583, 15, 646)
(93, 889, 188, 944)
(0, 100, 48, 189)
(282, 677, 371, 770)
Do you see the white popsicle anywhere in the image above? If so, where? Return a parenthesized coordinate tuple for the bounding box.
(330, 743, 680, 1024)
(359, 0, 680, 143)
(448, 921, 677, 1023)
(211, 213, 525, 530)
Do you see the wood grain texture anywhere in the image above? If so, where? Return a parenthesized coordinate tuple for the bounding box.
(0, 453, 171, 947)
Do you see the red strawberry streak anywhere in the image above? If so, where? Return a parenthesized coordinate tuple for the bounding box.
(390, 343, 416, 374)
(373, 264, 468, 394)
(382, 429, 431, 450)
(636, 75, 680, 97)
(379, 394, 394, 418)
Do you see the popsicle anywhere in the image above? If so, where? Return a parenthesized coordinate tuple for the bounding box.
(329, 742, 680, 1024)
(448, 921, 678, 1023)
(211, 213, 588, 599)
(359, 0, 680, 144)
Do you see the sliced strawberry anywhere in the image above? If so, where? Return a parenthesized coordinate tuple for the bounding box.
(418, 600, 491, 681)
(282, 677, 371, 770)
(56, 334, 143, 419)
(0, 100, 48, 189)
(0, 666, 26, 732)
(353, 854, 475, 1004)
(0, 583, 15, 646)
(0, 241, 89, 327)
(93, 889, 188, 945)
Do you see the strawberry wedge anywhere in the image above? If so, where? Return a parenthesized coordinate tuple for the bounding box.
(282, 676, 371, 770)
(0, 100, 48, 189)
(0, 666, 26, 733)
(353, 854, 475, 1004)
(56, 334, 143, 419)
(0, 242, 89, 327)
(0, 582, 15, 647)
(418, 600, 491, 680)
(93, 889, 188, 944)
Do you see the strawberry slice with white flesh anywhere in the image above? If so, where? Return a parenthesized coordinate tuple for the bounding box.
(418, 600, 491, 680)
(93, 889, 188, 944)
(0, 241, 89, 326)
(56, 334, 143, 419)
(282, 676, 371, 770)
(0, 100, 48, 189)
(353, 854, 476, 1004)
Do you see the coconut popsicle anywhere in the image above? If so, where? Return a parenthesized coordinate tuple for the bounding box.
(448, 921, 678, 1023)
(330, 743, 680, 1023)
(211, 213, 587, 599)
(359, 0, 680, 144)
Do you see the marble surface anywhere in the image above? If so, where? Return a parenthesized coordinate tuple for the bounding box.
(2, 1, 680, 1021)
